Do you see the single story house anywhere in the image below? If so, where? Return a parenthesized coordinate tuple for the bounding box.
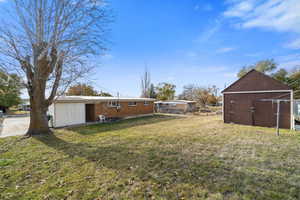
(222, 69, 294, 129)
(155, 100, 197, 114)
(48, 96, 155, 127)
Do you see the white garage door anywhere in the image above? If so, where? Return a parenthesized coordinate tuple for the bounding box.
(54, 103, 85, 127)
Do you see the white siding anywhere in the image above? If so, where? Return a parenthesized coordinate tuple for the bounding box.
(52, 103, 85, 127)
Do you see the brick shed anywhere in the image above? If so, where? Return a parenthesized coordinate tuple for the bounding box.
(222, 69, 294, 129)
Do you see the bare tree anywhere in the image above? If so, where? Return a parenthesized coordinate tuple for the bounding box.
(179, 85, 219, 107)
(141, 68, 151, 98)
(0, 0, 110, 136)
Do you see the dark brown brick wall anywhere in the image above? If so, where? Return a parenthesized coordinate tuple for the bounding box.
(224, 92, 291, 129)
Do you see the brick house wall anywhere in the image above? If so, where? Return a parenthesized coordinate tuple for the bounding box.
(93, 101, 154, 120)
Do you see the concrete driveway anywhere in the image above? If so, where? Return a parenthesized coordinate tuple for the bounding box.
(0, 117, 30, 138)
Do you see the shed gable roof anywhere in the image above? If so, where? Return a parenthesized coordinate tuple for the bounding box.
(222, 69, 291, 93)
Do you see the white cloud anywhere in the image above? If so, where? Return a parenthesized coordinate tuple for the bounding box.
(194, 4, 212, 11)
(102, 53, 114, 60)
(279, 60, 300, 69)
(195, 20, 221, 43)
(216, 47, 236, 53)
(224, 0, 300, 32)
(224, 0, 255, 17)
(278, 53, 300, 69)
(224, 0, 300, 49)
(278, 53, 300, 62)
(285, 38, 300, 50)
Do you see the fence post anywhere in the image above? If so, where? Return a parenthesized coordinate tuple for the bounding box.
(276, 100, 280, 136)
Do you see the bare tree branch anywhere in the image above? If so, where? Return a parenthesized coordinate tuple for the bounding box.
(0, 0, 111, 135)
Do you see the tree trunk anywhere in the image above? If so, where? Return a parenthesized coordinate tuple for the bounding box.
(26, 98, 50, 136)
(26, 85, 51, 136)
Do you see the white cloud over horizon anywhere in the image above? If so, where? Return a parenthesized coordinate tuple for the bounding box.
(285, 38, 300, 50)
(277, 53, 300, 70)
(224, 0, 300, 49)
(216, 47, 236, 53)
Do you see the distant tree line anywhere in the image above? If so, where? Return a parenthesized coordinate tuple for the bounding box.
(178, 85, 219, 107)
(140, 69, 219, 106)
(66, 83, 112, 97)
(140, 69, 176, 100)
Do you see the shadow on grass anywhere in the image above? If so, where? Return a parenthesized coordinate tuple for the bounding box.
(34, 129, 300, 199)
(68, 114, 181, 135)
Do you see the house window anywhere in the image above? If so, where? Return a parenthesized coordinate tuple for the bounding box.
(107, 101, 120, 107)
(144, 101, 149, 106)
(128, 102, 137, 106)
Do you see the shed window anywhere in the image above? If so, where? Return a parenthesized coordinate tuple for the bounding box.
(107, 101, 120, 107)
(144, 101, 149, 106)
(128, 102, 137, 106)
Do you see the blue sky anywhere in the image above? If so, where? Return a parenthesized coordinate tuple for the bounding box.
(19, 0, 300, 97)
(92, 0, 300, 97)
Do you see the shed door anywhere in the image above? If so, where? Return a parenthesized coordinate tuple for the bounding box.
(253, 101, 276, 128)
(254, 101, 290, 129)
(228, 97, 253, 126)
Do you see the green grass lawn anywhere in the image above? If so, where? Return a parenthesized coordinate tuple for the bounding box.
(1, 115, 300, 200)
